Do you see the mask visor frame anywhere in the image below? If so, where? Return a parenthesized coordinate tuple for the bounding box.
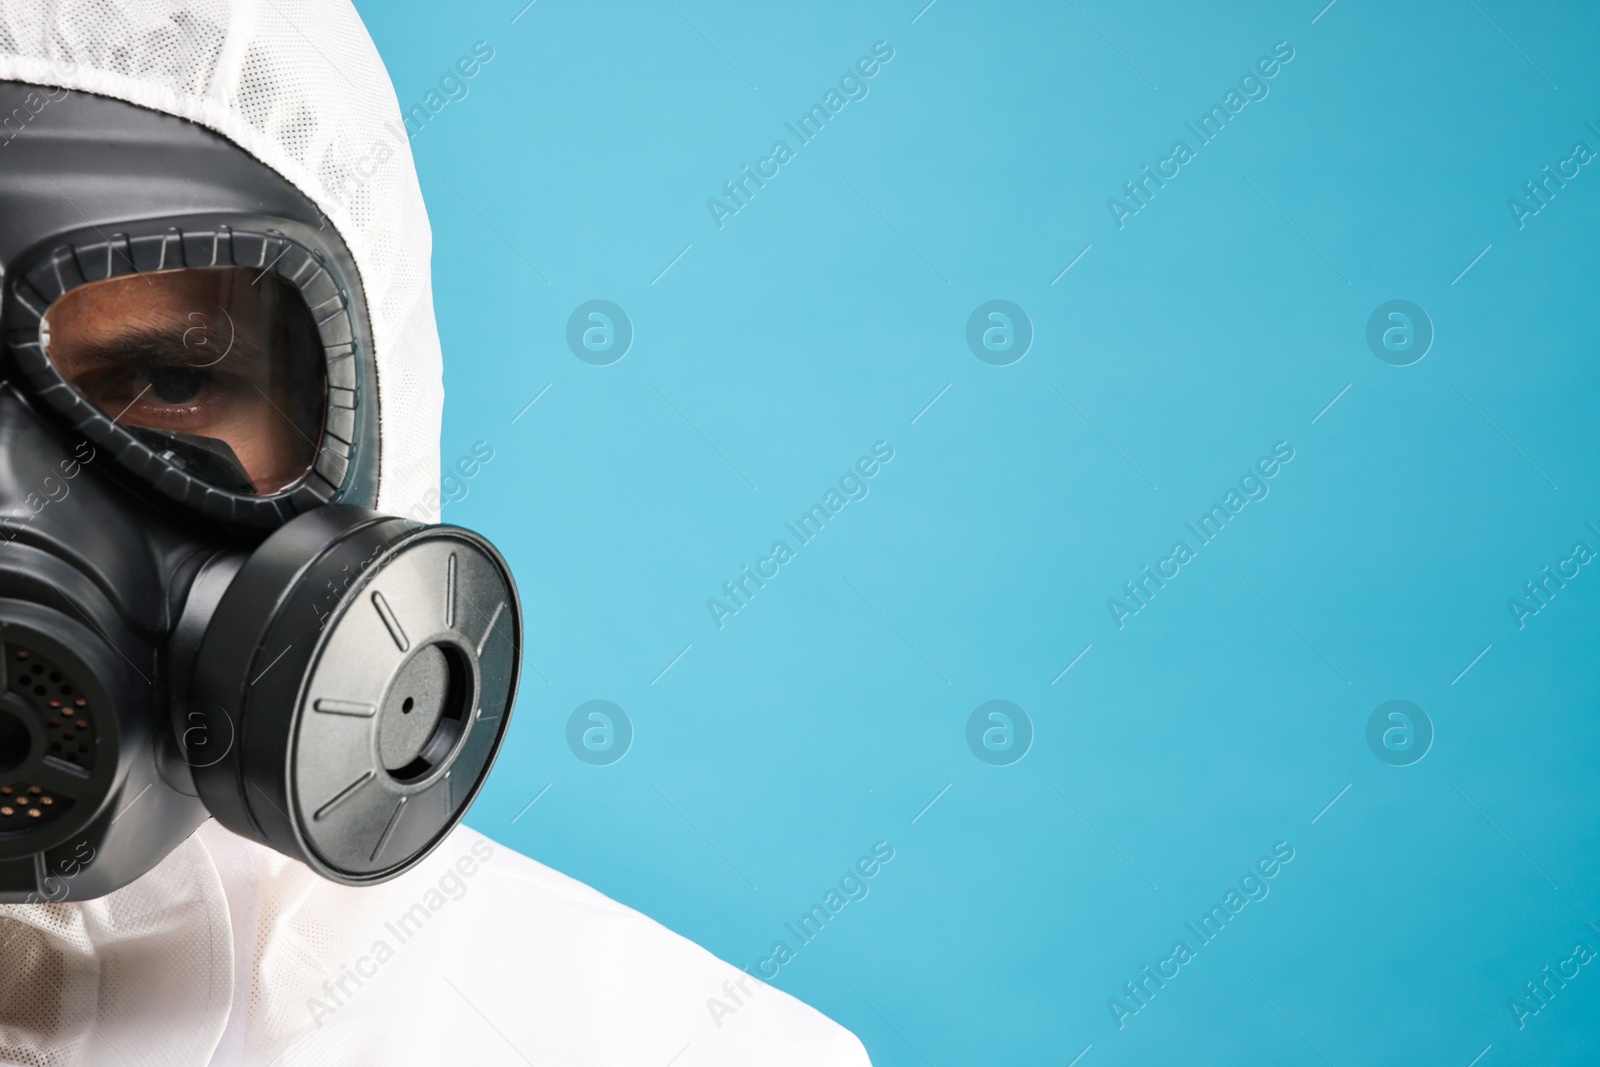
(1, 215, 376, 528)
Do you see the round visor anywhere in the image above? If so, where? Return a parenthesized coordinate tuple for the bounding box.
(39, 266, 327, 497)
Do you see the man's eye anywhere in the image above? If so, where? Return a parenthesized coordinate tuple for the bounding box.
(145, 366, 210, 404)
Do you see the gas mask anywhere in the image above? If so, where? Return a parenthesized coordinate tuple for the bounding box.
(0, 83, 521, 901)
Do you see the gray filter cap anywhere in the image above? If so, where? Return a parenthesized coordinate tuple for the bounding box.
(188, 506, 519, 883)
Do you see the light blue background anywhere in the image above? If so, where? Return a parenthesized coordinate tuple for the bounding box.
(356, 1, 1600, 1063)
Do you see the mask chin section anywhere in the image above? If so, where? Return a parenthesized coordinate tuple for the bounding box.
(187, 505, 520, 885)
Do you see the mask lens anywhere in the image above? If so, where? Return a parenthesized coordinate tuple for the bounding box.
(39, 267, 327, 495)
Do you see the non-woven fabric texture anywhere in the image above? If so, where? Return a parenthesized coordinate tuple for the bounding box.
(0, 822, 874, 1066)
(0, 0, 443, 519)
(218, 821, 871, 1066)
(0, 829, 235, 1067)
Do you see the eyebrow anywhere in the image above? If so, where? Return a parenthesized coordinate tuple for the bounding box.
(48, 325, 271, 372)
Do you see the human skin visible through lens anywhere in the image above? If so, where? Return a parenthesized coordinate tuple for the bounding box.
(39, 268, 325, 494)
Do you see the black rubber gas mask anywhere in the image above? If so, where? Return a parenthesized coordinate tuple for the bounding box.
(0, 85, 521, 901)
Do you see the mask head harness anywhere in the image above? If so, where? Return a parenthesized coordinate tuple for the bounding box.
(0, 83, 521, 898)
